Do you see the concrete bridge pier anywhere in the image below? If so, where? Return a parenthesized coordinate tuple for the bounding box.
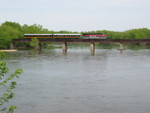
(90, 43, 95, 56)
(119, 43, 125, 50)
(119, 43, 125, 53)
(62, 42, 67, 54)
(10, 43, 14, 49)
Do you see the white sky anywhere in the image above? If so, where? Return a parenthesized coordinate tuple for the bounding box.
(0, 0, 150, 31)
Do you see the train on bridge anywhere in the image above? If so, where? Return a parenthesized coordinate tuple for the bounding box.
(24, 33, 108, 39)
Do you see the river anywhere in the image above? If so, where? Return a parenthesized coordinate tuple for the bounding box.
(3, 48, 150, 113)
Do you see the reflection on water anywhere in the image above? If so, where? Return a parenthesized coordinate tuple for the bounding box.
(3, 48, 150, 113)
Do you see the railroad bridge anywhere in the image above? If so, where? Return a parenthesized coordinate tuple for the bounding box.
(13, 38, 150, 55)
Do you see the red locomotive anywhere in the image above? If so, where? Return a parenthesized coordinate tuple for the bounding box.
(82, 33, 108, 39)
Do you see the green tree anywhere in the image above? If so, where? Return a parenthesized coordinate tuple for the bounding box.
(1, 22, 22, 33)
(0, 22, 23, 48)
(22, 24, 49, 34)
(0, 51, 23, 113)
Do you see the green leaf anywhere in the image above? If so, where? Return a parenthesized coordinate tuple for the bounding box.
(7, 105, 16, 113)
(11, 82, 17, 85)
(3, 93, 9, 96)
(1, 107, 7, 111)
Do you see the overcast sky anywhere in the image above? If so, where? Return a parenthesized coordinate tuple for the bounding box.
(0, 0, 150, 31)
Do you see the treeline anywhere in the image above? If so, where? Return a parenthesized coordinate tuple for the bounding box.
(0, 21, 150, 48)
(83, 28, 150, 39)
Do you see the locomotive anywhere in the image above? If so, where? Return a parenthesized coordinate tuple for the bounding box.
(82, 33, 108, 39)
(24, 33, 108, 39)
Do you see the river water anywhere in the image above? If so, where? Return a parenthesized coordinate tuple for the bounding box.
(3, 48, 150, 113)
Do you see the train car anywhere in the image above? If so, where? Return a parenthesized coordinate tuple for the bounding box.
(24, 34, 81, 39)
(82, 33, 108, 39)
(53, 34, 81, 39)
(24, 34, 53, 38)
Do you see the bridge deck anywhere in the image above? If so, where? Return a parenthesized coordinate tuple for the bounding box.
(13, 39, 150, 43)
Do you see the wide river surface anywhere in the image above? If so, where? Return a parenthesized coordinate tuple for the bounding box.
(3, 48, 150, 113)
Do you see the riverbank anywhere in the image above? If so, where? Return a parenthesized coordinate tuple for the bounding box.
(0, 49, 18, 52)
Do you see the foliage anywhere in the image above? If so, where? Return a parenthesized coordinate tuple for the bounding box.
(0, 51, 23, 113)
(30, 38, 40, 49)
(0, 22, 50, 48)
(22, 24, 49, 34)
(0, 22, 23, 48)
